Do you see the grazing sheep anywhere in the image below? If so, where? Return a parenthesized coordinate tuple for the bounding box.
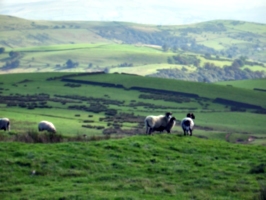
(0, 118, 10, 131)
(38, 120, 56, 133)
(144, 112, 172, 135)
(154, 117, 176, 133)
(181, 113, 195, 136)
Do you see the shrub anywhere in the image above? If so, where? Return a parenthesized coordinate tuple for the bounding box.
(13, 130, 63, 143)
(249, 164, 265, 174)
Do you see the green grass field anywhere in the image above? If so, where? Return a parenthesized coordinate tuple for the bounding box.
(1, 15, 266, 199)
(0, 135, 266, 200)
(0, 72, 266, 142)
(0, 72, 266, 199)
(216, 78, 266, 90)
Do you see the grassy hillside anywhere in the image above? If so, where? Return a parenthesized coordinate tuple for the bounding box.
(216, 78, 266, 90)
(1, 72, 266, 199)
(1, 15, 265, 63)
(0, 72, 266, 144)
(0, 15, 266, 82)
(0, 135, 266, 200)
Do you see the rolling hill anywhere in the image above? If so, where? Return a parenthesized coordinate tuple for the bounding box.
(0, 72, 266, 199)
(1, 14, 266, 200)
(0, 15, 266, 82)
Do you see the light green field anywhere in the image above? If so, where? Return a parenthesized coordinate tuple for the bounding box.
(110, 64, 185, 75)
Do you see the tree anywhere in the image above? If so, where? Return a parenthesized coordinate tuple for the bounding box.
(66, 59, 78, 68)
(162, 44, 169, 52)
(232, 59, 244, 68)
(3, 60, 20, 69)
(172, 46, 178, 53)
(167, 57, 173, 64)
(66, 59, 74, 68)
(9, 51, 19, 58)
(0, 47, 5, 54)
(204, 53, 211, 59)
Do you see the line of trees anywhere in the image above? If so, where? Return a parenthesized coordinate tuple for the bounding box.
(150, 60, 266, 82)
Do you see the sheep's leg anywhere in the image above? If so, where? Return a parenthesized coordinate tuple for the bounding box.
(146, 125, 151, 134)
(190, 129, 193, 136)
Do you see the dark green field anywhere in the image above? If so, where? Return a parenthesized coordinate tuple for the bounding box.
(216, 78, 266, 90)
(1, 72, 266, 142)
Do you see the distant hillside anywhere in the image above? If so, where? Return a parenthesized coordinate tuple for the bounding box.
(0, 15, 266, 82)
(0, 15, 266, 62)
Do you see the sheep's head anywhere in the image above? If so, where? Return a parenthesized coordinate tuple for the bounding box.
(170, 117, 176, 122)
(187, 113, 195, 119)
(165, 112, 172, 118)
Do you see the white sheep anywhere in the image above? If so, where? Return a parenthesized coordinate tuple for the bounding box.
(181, 113, 195, 136)
(144, 112, 172, 135)
(0, 118, 10, 131)
(153, 117, 176, 134)
(38, 120, 56, 133)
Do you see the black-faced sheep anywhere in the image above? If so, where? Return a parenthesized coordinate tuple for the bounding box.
(181, 113, 195, 136)
(144, 112, 172, 135)
(38, 120, 56, 133)
(154, 117, 176, 133)
(0, 118, 10, 131)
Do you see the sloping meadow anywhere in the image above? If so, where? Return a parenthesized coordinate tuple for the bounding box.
(0, 134, 265, 200)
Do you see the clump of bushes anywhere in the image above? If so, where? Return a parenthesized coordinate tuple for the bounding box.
(0, 131, 123, 143)
(13, 130, 63, 143)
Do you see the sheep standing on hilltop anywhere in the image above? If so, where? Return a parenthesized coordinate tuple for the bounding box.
(144, 112, 172, 135)
(154, 117, 176, 134)
(0, 118, 10, 131)
(38, 121, 56, 133)
(181, 113, 195, 136)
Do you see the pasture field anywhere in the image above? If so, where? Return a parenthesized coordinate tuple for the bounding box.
(0, 135, 266, 200)
(216, 78, 266, 90)
(71, 73, 266, 107)
(0, 72, 266, 144)
(1, 42, 265, 77)
(1, 72, 266, 199)
(0, 43, 173, 74)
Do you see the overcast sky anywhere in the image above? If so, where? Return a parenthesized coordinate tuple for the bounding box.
(0, 0, 265, 25)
